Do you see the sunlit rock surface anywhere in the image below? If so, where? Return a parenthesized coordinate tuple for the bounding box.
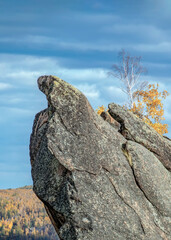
(30, 75, 171, 240)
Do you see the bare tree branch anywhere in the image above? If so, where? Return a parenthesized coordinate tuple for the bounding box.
(108, 49, 147, 108)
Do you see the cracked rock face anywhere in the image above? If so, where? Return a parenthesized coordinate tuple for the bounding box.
(30, 75, 171, 240)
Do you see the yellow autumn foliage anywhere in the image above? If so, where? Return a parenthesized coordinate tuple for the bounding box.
(96, 105, 107, 115)
(96, 84, 169, 135)
(131, 83, 169, 135)
(0, 187, 57, 239)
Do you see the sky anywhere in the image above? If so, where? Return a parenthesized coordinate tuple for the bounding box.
(0, 0, 171, 189)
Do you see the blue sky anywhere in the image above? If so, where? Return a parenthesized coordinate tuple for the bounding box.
(0, 0, 171, 189)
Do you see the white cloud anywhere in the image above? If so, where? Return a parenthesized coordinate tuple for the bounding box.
(0, 82, 13, 90)
(7, 107, 34, 116)
(107, 86, 123, 93)
(1, 32, 171, 54)
(6, 97, 22, 104)
(0, 106, 34, 124)
(28, 35, 171, 53)
(104, 85, 127, 105)
(0, 35, 121, 52)
(133, 42, 171, 53)
(144, 62, 171, 69)
(0, 53, 109, 87)
(0, 54, 110, 119)
(0, 54, 60, 86)
(75, 84, 100, 99)
(103, 23, 167, 40)
(62, 68, 107, 82)
(141, 75, 171, 87)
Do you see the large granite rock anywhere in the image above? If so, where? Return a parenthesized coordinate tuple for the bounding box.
(30, 75, 171, 240)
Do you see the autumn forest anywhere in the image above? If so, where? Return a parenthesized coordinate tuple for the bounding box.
(0, 186, 58, 240)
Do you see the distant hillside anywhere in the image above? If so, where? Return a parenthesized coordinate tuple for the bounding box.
(0, 186, 58, 240)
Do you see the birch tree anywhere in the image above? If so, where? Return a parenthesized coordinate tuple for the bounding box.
(109, 49, 147, 108)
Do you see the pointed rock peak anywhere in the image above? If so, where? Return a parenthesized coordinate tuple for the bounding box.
(37, 75, 81, 97)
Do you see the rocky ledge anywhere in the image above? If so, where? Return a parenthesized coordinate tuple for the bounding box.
(30, 75, 171, 240)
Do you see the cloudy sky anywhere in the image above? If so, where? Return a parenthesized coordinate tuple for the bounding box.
(0, 0, 171, 189)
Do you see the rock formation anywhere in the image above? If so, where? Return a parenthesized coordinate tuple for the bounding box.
(30, 75, 171, 240)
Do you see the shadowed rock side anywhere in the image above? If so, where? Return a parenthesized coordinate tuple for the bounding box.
(30, 75, 171, 240)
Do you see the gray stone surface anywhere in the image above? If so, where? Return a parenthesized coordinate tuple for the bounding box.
(30, 75, 171, 240)
(108, 103, 171, 171)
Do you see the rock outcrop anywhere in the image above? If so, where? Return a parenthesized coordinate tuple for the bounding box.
(30, 75, 171, 240)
